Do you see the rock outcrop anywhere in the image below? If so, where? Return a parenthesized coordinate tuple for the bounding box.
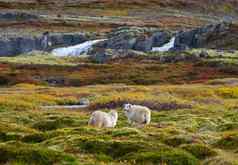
(1, 22, 237, 57)
(174, 22, 237, 50)
(0, 12, 38, 21)
(0, 33, 88, 56)
(98, 27, 171, 52)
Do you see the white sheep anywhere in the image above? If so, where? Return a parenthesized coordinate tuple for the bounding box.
(123, 103, 151, 126)
(88, 110, 118, 128)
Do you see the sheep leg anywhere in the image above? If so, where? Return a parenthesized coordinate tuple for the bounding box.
(128, 119, 132, 125)
(132, 122, 138, 128)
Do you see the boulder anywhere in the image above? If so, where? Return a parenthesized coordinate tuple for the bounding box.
(133, 35, 153, 52)
(152, 32, 171, 47)
(105, 37, 137, 50)
(90, 49, 146, 63)
(45, 77, 65, 85)
(104, 27, 144, 50)
(199, 50, 209, 58)
(49, 33, 87, 49)
(159, 51, 201, 63)
(18, 37, 39, 53)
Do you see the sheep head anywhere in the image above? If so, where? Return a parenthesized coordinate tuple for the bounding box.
(123, 103, 132, 112)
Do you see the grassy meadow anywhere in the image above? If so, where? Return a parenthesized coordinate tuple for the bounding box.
(0, 0, 238, 164)
(0, 51, 237, 164)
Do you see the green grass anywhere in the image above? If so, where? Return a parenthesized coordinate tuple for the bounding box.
(0, 82, 236, 164)
(0, 53, 89, 66)
(0, 51, 237, 164)
(0, 141, 77, 165)
(180, 144, 217, 159)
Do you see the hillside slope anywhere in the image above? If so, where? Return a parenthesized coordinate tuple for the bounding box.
(1, 0, 238, 14)
(0, 0, 237, 36)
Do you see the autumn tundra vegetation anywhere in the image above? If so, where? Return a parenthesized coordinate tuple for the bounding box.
(0, 58, 237, 164)
(0, 0, 238, 165)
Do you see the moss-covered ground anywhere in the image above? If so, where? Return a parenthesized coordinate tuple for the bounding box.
(0, 81, 237, 164)
(0, 51, 237, 164)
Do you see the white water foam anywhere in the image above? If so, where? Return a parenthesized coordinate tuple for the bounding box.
(152, 37, 175, 52)
(52, 39, 106, 57)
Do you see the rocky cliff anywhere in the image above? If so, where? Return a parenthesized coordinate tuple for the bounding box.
(1, 22, 237, 57)
(0, 33, 88, 56)
(174, 22, 238, 50)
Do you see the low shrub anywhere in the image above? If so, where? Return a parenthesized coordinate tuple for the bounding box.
(216, 87, 238, 98)
(0, 142, 77, 165)
(215, 132, 238, 149)
(180, 144, 217, 159)
(203, 156, 234, 165)
(32, 117, 76, 131)
(21, 133, 48, 143)
(76, 138, 147, 158)
(109, 127, 142, 137)
(123, 149, 199, 165)
(218, 122, 238, 131)
(164, 135, 194, 147)
(0, 132, 22, 142)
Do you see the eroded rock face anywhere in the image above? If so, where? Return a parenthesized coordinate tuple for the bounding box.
(49, 34, 88, 49)
(98, 23, 238, 54)
(133, 35, 154, 52)
(2, 22, 236, 57)
(152, 32, 171, 47)
(102, 27, 171, 52)
(174, 22, 234, 50)
(90, 26, 171, 56)
(0, 33, 88, 56)
(0, 12, 38, 21)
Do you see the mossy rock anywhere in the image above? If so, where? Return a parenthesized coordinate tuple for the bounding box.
(203, 156, 234, 165)
(31, 117, 77, 131)
(180, 144, 217, 159)
(32, 120, 61, 131)
(70, 127, 101, 135)
(109, 127, 142, 137)
(74, 137, 199, 164)
(0, 106, 9, 112)
(76, 138, 149, 159)
(215, 132, 238, 149)
(218, 122, 238, 131)
(21, 133, 48, 143)
(164, 135, 194, 147)
(0, 132, 22, 142)
(95, 153, 113, 162)
(123, 149, 199, 165)
(0, 142, 77, 165)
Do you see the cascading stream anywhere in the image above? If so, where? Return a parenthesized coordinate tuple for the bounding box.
(51, 36, 175, 57)
(52, 39, 106, 57)
(152, 37, 175, 52)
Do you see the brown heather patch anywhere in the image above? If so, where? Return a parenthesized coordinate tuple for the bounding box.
(0, 58, 236, 87)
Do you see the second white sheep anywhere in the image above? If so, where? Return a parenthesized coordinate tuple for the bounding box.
(123, 103, 151, 126)
(88, 110, 118, 128)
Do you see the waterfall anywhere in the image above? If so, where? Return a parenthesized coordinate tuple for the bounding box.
(52, 39, 106, 57)
(152, 37, 175, 52)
